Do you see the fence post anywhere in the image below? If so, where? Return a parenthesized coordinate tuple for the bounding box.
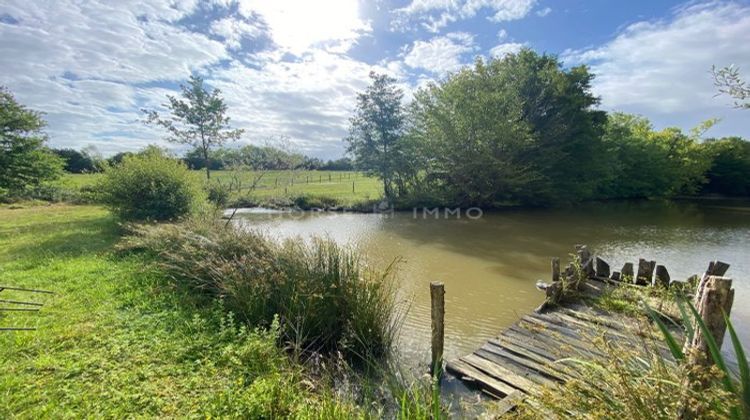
(684, 275, 734, 365)
(352, 181, 355, 193)
(430, 282, 445, 377)
(551, 257, 560, 282)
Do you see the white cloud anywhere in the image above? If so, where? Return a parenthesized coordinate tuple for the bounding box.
(403, 32, 477, 74)
(536, 7, 551, 17)
(210, 17, 263, 50)
(497, 28, 508, 40)
(489, 42, 523, 57)
(562, 2, 750, 137)
(394, 0, 536, 32)
(234, 0, 371, 54)
(0, 0, 383, 158)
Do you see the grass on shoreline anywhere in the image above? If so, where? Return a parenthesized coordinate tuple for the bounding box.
(0, 204, 368, 418)
(53, 170, 383, 209)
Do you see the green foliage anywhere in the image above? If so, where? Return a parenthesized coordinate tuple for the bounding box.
(120, 216, 400, 365)
(0, 205, 368, 418)
(598, 113, 712, 198)
(206, 180, 231, 208)
(98, 149, 203, 221)
(143, 75, 244, 179)
(346, 72, 410, 200)
(53, 147, 104, 173)
(405, 50, 607, 207)
(0, 86, 63, 197)
(702, 137, 750, 196)
(645, 297, 749, 419)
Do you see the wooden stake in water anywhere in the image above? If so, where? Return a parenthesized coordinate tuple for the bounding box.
(430, 282, 445, 377)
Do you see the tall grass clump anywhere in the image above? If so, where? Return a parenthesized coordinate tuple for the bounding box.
(514, 297, 748, 419)
(99, 148, 204, 221)
(119, 215, 400, 365)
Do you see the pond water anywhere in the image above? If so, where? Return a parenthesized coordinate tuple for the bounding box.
(233, 200, 750, 368)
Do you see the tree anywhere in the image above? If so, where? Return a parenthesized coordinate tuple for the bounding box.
(346, 72, 406, 201)
(0, 86, 63, 196)
(143, 75, 243, 180)
(53, 147, 102, 173)
(702, 137, 750, 196)
(407, 50, 607, 206)
(712, 65, 750, 109)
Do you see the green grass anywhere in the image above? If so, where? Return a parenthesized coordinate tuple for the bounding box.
(0, 205, 364, 418)
(54, 170, 384, 208)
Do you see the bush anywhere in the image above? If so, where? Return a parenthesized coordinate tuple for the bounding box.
(99, 150, 203, 221)
(206, 181, 231, 208)
(119, 216, 400, 365)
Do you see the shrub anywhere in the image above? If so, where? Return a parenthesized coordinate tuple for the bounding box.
(99, 150, 203, 221)
(206, 181, 231, 208)
(119, 216, 400, 365)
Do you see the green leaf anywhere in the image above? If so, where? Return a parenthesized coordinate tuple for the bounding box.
(645, 302, 684, 361)
(675, 296, 695, 343)
(686, 301, 735, 394)
(724, 311, 750, 417)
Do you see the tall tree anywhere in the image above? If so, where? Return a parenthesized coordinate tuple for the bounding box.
(346, 72, 406, 201)
(0, 86, 63, 196)
(143, 75, 243, 180)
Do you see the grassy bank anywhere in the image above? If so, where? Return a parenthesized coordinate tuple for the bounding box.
(0, 205, 367, 418)
(52, 170, 383, 209)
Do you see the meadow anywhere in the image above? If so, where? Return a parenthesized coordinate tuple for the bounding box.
(0, 204, 368, 418)
(53, 170, 383, 208)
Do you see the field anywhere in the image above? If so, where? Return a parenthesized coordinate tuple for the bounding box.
(53, 170, 384, 208)
(0, 204, 363, 417)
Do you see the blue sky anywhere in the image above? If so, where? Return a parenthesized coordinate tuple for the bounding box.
(1, 0, 749, 158)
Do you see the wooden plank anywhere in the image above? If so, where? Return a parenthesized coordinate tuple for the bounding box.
(485, 338, 579, 380)
(446, 359, 516, 398)
(491, 391, 525, 416)
(480, 343, 569, 382)
(512, 324, 604, 359)
(463, 354, 540, 395)
(490, 335, 558, 362)
(475, 347, 560, 386)
(557, 307, 628, 331)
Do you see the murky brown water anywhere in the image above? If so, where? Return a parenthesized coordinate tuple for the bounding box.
(234, 200, 750, 367)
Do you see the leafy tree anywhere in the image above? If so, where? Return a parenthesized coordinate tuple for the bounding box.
(702, 137, 750, 196)
(108, 151, 134, 166)
(53, 148, 102, 173)
(407, 50, 606, 206)
(0, 86, 63, 196)
(345, 72, 407, 201)
(143, 75, 243, 180)
(597, 113, 712, 199)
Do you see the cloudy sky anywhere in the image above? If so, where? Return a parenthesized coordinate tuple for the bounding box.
(1, 0, 749, 158)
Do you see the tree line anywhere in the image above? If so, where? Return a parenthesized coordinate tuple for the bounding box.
(49, 145, 354, 174)
(346, 49, 750, 206)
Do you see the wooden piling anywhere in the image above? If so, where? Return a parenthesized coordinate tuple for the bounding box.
(551, 258, 560, 282)
(430, 282, 445, 377)
(684, 275, 734, 364)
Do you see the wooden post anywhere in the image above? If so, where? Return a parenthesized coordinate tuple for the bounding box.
(678, 275, 735, 419)
(551, 258, 560, 282)
(430, 282, 445, 377)
(684, 275, 734, 364)
(352, 181, 355, 193)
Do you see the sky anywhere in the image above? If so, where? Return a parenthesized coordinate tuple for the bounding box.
(1, 0, 749, 159)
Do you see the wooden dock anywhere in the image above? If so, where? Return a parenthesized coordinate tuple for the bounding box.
(446, 281, 679, 403)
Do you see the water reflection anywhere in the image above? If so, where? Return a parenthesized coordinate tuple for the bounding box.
(234, 200, 750, 367)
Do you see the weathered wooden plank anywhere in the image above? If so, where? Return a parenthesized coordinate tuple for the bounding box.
(483, 340, 577, 380)
(491, 391, 525, 416)
(513, 322, 605, 359)
(490, 335, 558, 362)
(556, 307, 628, 331)
(477, 346, 563, 385)
(446, 359, 516, 398)
(463, 354, 540, 395)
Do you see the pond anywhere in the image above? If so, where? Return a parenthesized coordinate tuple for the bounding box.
(233, 200, 750, 368)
